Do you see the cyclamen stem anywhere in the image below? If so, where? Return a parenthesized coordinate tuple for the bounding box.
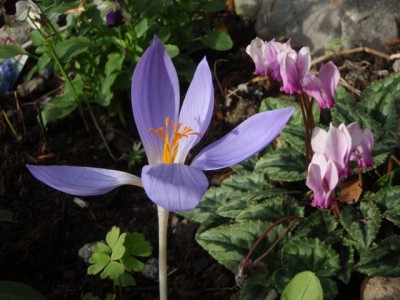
(157, 206, 169, 300)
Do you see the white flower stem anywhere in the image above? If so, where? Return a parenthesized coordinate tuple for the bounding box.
(157, 205, 169, 300)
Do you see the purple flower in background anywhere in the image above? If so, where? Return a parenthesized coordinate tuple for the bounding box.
(28, 37, 294, 212)
(246, 37, 291, 80)
(302, 62, 340, 109)
(278, 47, 311, 94)
(264, 39, 291, 81)
(306, 154, 339, 209)
(94, 0, 130, 27)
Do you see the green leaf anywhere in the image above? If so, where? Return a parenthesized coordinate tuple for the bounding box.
(105, 53, 124, 75)
(82, 292, 101, 300)
(256, 148, 307, 182)
(201, 1, 226, 12)
(165, 44, 179, 58)
(0, 210, 13, 222)
(125, 233, 152, 257)
(339, 201, 381, 252)
(92, 242, 111, 254)
(106, 226, 121, 249)
(361, 72, 400, 132)
(110, 233, 126, 260)
(294, 211, 340, 244)
(88, 252, 110, 275)
(41, 94, 77, 126)
(370, 186, 400, 227)
(121, 255, 145, 272)
(196, 220, 281, 271)
(201, 30, 233, 51)
(0, 45, 28, 59)
(337, 246, 354, 284)
(54, 36, 91, 60)
(100, 261, 125, 280)
(135, 18, 149, 38)
(240, 274, 277, 300)
(113, 272, 136, 287)
(236, 196, 303, 223)
(0, 281, 45, 300)
(281, 238, 340, 277)
(281, 271, 323, 300)
(356, 236, 400, 276)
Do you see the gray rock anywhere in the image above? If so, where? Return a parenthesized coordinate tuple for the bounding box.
(250, 0, 400, 55)
(361, 276, 400, 300)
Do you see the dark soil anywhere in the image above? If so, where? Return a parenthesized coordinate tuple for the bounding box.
(1, 10, 399, 300)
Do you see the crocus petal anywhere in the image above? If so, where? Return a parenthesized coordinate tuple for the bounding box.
(175, 57, 214, 163)
(191, 107, 294, 170)
(132, 37, 180, 164)
(141, 163, 209, 211)
(27, 165, 142, 196)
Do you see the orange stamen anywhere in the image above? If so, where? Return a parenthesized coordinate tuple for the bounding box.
(149, 117, 198, 163)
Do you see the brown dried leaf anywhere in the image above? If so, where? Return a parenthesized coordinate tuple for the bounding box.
(337, 175, 363, 203)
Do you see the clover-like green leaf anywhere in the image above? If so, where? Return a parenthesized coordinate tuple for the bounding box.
(125, 233, 152, 257)
(92, 242, 111, 254)
(106, 226, 121, 249)
(100, 261, 125, 280)
(88, 252, 110, 275)
(110, 233, 126, 261)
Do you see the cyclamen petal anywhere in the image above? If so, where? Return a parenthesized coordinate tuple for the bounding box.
(191, 107, 294, 170)
(27, 165, 142, 196)
(306, 154, 339, 209)
(141, 164, 209, 211)
(303, 62, 340, 109)
(279, 47, 311, 94)
(246, 37, 268, 76)
(347, 122, 374, 168)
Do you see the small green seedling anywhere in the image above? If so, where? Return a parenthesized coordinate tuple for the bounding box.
(87, 226, 152, 287)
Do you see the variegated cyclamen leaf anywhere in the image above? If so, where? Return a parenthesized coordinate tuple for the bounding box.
(370, 186, 400, 227)
(340, 201, 381, 253)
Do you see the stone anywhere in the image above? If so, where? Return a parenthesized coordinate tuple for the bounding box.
(233, 0, 262, 21)
(361, 276, 400, 300)
(249, 0, 400, 55)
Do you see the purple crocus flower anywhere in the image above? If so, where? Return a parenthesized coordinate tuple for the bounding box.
(27, 37, 294, 212)
(306, 153, 339, 209)
(302, 62, 340, 109)
(278, 47, 311, 94)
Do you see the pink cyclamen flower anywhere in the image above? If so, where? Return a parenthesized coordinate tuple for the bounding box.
(347, 122, 374, 168)
(27, 37, 294, 212)
(246, 37, 291, 80)
(306, 154, 339, 209)
(278, 47, 311, 94)
(246, 37, 268, 76)
(302, 62, 340, 109)
(311, 124, 353, 178)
